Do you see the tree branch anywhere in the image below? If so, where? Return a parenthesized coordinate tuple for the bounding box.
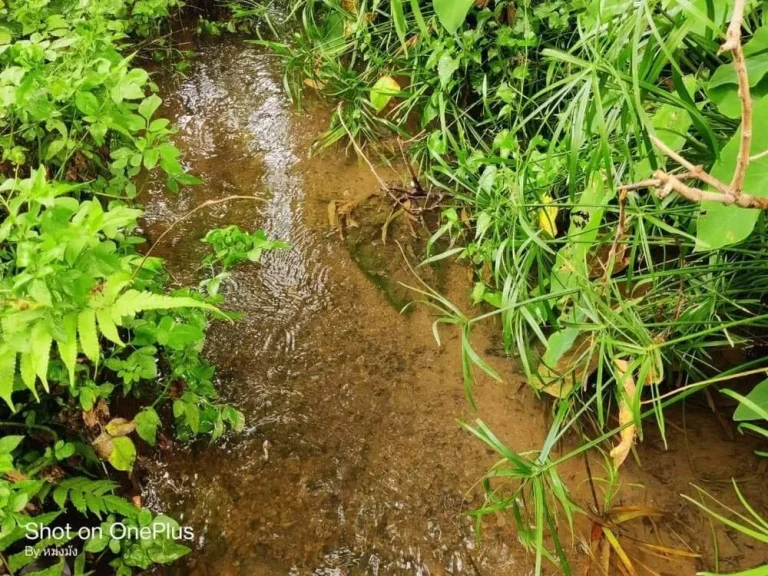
(623, 1, 760, 210)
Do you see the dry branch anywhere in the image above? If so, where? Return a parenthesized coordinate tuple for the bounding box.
(623, 0, 760, 209)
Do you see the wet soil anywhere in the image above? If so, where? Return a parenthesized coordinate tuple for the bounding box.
(140, 38, 768, 575)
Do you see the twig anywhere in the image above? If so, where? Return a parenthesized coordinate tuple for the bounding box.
(0, 551, 15, 576)
(131, 195, 263, 282)
(624, 2, 759, 209)
(653, 170, 768, 208)
(397, 137, 425, 195)
(649, 137, 730, 195)
(719, 0, 751, 197)
(336, 104, 388, 190)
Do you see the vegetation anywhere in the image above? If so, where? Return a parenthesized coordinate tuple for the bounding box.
(241, 0, 768, 573)
(0, 1, 283, 574)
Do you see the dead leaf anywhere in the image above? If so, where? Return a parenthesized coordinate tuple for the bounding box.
(381, 207, 404, 244)
(303, 78, 326, 90)
(603, 526, 637, 576)
(328, 200, 339, 229)
(506, 4, 517, 23)
(83, 398, 110, 428)
(92, 432, 114, 460)
(132, 495, 143, 509)
(105, 418, 136, 437)
(4, 470, 29, 483)
(588, 237, 630, 278)
(610, 359, 637, 468)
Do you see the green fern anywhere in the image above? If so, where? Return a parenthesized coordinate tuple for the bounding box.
(0, 288, 226, 409)
(51, 477, 140, 520)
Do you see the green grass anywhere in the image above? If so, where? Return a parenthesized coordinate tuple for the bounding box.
(229, 0, 768, 572)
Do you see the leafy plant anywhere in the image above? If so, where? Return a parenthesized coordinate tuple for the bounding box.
(0, 0, 246, 573)
(202, 225, 289, 270)
(257, 0, 768, 573)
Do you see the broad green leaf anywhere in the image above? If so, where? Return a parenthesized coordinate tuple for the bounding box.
(135, 407, 161, 446)
(78, 309, 100, 363)
(550, 177, 614, 294)
(437, 54, 459, 87)
(433, 0, 474, 34)
(28, 280, 52, 307)
(96, 308, 123, 345)
(108, 436, 136, 472)
(733, 379, 768, 421)
(0, 435, 23, 455)
(0, 348, 16, 409)
(707, 51, 768, 118)
(19, 350, 38, 399)
(57, 313, 78, 385)
(696, 95, 768, 250)
(75, 92, 99, 116)
(635, 77, 695, 179)
(138, 94, 162, 120)
(370, 76, 401, 112)
(30, 322, 52, 392)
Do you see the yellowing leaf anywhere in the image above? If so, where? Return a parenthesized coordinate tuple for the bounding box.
(303, 78, 326, 90)
(538, 195, 558, 236)
(370, 76, 401, 112)
(611, 359, 637, 468)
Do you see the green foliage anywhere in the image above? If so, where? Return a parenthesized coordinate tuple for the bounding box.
(0, 0, 242, 573)
(432, 0, 475, 34)
(262, 0, 768, 572)
(202, 225, 289, 270)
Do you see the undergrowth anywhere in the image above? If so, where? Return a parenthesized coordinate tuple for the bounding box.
(0, 1, 286, 574)
(237, 0, 768, 573)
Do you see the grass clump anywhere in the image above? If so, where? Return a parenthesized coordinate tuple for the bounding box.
(244, 0, 768, 572)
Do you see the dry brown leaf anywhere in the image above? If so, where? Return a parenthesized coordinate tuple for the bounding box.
(92, 432, 114, 460)
(327, 200, 339, 229)
(303, 78, 326, 90)
(381, 207, 404, 244)
(132, 495, 143, 509)
(506, 4, 518, 25)
(4, 470, 29, 483)
(610, 359, 637, 468)
(83, 398, 110, 428)
(82, 410, 100, 429)
(588, 236, 630, 278)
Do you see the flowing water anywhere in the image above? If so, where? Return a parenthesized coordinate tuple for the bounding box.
(140, 37, 768, 575)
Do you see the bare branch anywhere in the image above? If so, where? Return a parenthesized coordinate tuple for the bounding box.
(623, 1, 760, 211)
(720, 0, 752, 196)
(649, 136, 730, 195)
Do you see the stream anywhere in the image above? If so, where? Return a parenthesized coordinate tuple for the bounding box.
(139, 37, 768, 575)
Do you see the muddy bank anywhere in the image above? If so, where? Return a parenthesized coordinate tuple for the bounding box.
(140, 37, 767, 575)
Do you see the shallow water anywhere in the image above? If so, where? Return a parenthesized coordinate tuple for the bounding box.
(140, 38, 534, 575)
(141, 38, 768, 575)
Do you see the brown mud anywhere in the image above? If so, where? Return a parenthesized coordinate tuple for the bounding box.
(140, 37, 767, 575)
